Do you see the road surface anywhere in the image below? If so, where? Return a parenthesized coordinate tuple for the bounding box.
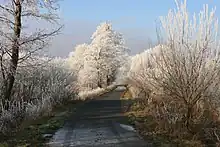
(48, 91, 151, 147)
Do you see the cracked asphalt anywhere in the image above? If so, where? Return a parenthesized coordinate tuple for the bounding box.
(48, 91, 151, 147)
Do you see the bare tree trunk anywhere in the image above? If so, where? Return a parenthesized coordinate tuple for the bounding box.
(107, 75, 110, 86)
(97, 49, 102, 88)
(97, 70, 102, 88)
(4, 0, 21, 102)
(185, 105, 193, 133)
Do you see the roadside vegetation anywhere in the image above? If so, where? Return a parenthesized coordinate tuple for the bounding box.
(0, 0, 77, 146)
(2, 0, 220, 146)
(0, 100, 83, 147)
(123, 0, 220, 146)
(0, 1, 129, 146)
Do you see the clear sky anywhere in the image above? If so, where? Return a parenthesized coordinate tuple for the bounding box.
(41, 0, 220, 56)
(59, 0, 220, 28)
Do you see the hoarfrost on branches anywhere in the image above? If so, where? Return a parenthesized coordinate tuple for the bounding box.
(126, 0, 220, 137)
(0, 0, 62, 102)
(68, 22, 130, 91)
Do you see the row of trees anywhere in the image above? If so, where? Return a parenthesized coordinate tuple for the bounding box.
(68, 22, 130, 92)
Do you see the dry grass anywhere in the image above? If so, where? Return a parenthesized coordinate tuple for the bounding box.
(124, 1, 220, 146)
(120, 89, 133, 100)
(126, 102, 205, 147)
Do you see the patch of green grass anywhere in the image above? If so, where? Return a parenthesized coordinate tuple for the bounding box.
(0, 100, 84, 147)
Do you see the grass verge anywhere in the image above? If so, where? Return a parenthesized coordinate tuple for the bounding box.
(0, 100, 85, 147)
(125, 101, 204, 147)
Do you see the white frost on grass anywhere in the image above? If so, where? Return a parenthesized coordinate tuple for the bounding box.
(0, 57, 75, 134)
(78, 84, 117, 100)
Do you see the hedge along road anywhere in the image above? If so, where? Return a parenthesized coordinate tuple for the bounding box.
(48, 90, 152, 147)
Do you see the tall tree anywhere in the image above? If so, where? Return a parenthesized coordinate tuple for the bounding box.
(0, 0, 62, 102)
(83, 22, 129, 88)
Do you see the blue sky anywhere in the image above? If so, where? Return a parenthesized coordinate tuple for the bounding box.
(1, 0, 220, 56)
(30, 1, 220, 56)
(59, 0, 220, 27)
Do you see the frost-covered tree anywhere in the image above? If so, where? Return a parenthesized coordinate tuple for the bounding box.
(127, 0, 220, 135)
(82, 22, 129, 88)
(67, 43, 89, 73)
(155, 0, 220, 130)
(0, 0, 62, 102)
(67, 43, 90, 92)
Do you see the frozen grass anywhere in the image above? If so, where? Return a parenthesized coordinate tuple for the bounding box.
(0, 57, 76, 135)
(78, 83, 117, 100)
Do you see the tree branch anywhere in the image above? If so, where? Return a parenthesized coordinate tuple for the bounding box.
(21, 11, 59, 22)
(0, 5, 14, 15)
(0, 47, 6, 80)
(0, 16, 15, 25)
(20, 26, 63, 46)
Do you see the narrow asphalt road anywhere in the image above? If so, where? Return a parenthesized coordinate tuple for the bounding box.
(48, 91, 151, 147)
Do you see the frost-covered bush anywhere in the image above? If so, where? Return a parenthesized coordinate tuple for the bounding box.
(78, 83, 117, 100)
(67, 43, 89, 74)
(127, 0, 220, 142)
(116, 56, 132, 85)
(125, 45, 165, 98)
(0, 57, 75, 134)
(152, 0, 220, 131)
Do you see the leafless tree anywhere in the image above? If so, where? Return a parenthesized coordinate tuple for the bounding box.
(0, 0, 62, 105)
(127, 2, 220, 142)
(145, 1, 220, 135)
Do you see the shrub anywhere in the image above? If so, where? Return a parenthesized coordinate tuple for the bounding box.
(0, 57, 75, 135)
(127, 0, 220, 145)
